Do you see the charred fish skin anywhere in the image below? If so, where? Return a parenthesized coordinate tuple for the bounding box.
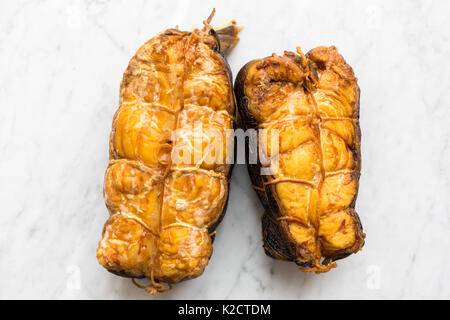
(235, 46, 365, 273)
(96, 14, 240, 294)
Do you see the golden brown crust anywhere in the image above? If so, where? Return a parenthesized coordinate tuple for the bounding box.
(97, 19, 239, 293)
(235, 46, 365, 273)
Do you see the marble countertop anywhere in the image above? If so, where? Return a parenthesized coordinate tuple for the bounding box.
(1, 0, 449, 299)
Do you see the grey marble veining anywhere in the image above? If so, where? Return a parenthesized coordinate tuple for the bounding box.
(0, 0, 449, 299)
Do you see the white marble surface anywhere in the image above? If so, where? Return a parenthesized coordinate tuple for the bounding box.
(1, 0, 449, 299)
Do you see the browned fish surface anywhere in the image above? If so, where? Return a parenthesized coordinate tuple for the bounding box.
(97, 13, 240, 293)
(235, 46, 365, 273)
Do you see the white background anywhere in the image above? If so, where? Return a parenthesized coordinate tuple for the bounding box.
(1, 0, 449, 299)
